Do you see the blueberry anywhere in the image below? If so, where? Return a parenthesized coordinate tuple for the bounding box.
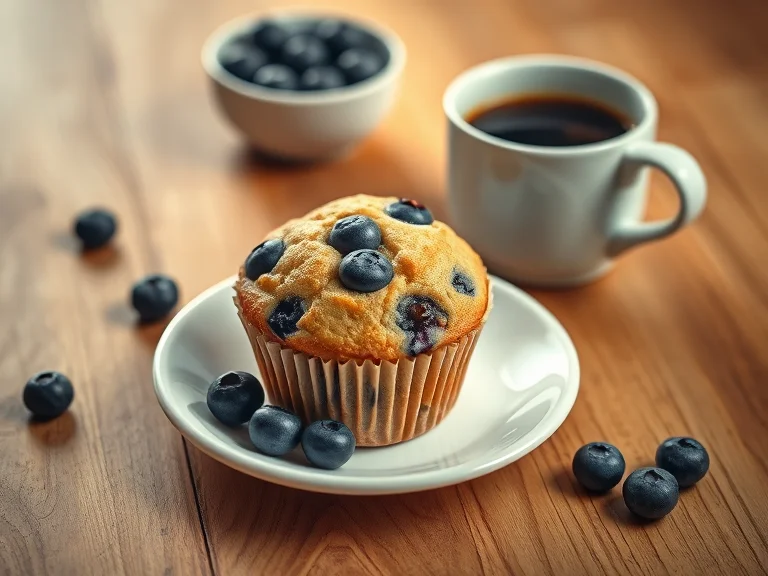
(338, 249, 393, 293)
(299, 66, 345, 91)
(385, 199, 434, 225)
(249, 405, 303, 456)
(130, 274, 179, 323)
(451, 269, 476, 296)
(218, 41, 268, 81)
(655, 437, 710, 488)
(253, 64, 298, 90)
(395, 295, 448, 356)
(74, 208, 117, 249)
(572, 442, 626, 492)
(301, 420, 356, 470)
(336, 48, 383, 84)
(245, 238, 285, 280)
(206, 371, 264, 427)
(251, 21, 290, 54)
(328, 215, 381, 254)
(281, 34, 329, 72)
(623, 467, 679, 519)
(314, 20, 367, 55)
(268, 296, 305, 339)
(23, 371, 74, 420)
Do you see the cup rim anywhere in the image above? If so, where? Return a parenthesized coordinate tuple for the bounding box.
(202, 8, 407, 106)
(443, 54, 658, 155)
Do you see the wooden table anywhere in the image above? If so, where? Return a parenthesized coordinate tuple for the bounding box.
(2, 0, 768, 574)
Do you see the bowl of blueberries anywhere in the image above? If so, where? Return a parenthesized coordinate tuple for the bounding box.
(202, 10, 406, 161)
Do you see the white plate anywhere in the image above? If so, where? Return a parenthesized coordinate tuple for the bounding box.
(153, 275, 579, 495)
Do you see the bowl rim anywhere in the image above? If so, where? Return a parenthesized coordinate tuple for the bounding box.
(202, 8, 407, 106)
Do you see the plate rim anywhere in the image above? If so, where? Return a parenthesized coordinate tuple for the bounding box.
(153, 275, 580, 495)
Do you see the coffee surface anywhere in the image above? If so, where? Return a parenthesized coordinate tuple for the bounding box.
(466, 94, 632, 147)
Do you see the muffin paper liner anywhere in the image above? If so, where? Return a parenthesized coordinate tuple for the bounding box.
(234, 297, 488, 447)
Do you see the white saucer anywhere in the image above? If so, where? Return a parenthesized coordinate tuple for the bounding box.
(153, 275, 579, 495)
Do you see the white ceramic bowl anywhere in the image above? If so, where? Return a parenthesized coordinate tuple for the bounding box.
(202, 11, 407, 161)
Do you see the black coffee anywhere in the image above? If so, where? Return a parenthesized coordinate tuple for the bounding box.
(466, 94, 632, 147)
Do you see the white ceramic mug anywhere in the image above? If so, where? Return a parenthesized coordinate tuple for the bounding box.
(444, 55, 707, 287)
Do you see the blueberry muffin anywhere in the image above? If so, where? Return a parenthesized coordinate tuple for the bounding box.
(234, 194, 490, 446)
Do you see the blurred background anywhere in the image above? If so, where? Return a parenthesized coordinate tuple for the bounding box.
(2, 1, 768, 574)
(3, 0, 766, 298)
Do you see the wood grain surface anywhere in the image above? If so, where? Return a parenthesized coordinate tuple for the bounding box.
(1, 0, 767, 574)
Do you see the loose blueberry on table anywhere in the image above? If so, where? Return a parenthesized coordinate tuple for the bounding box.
(130, 274, 179, 323)
(396, 295, 448, 356)
(338, 249, 394, 292)
(572, 442, 626, 492)
(74, 208, 117, 250)
(328, 214, 382, 254)
(249, 405, 303, 456)
(23, 371, 74, 420)
(655, 437, 709, 488)
(385, 199, 434, 225)
(206, 371, 265, 427)
(623, 467, 679, 520)
(302, 420, 356, 470)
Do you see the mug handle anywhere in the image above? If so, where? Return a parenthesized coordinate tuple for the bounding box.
(607, 142, 707, 257)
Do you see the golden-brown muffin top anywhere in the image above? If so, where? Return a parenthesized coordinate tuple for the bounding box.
(235, 195, 489, 361)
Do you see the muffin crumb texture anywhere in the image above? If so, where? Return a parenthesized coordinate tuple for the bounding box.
(236, 195, 489, 361)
